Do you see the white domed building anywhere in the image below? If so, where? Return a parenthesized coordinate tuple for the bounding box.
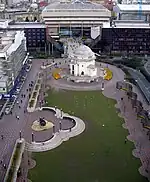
(70, 45, 97, 78)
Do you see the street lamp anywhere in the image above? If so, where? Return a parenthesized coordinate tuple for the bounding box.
(19, 131, 22, 140)
(53, 125, 55, 134)
(32, 133, 34, 142)
(59, 121, 62, 131)
(61, 108, 63, 118)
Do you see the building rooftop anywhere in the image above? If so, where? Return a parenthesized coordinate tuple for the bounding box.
(6, 8, 27, 13)
(116, 4, 150, 12)
(0, 30, 25, 56)
(44, 0, 107, 12)
(9, 22, 46, 29)
(102, 21, 150, 28)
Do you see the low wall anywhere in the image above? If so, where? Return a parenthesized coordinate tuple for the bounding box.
(27, 74, 42, 112)
(4, 138, 25, 182)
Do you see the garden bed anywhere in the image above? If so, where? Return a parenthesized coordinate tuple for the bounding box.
(5, 140, 25, 182)
(29, 99, 35, 108)
(32, 92, 37, 99)
(35, 85, 39, 91)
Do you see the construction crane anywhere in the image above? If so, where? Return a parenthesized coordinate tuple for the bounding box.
(138, 0, 142, 20)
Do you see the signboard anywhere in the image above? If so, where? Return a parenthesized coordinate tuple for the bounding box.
(91, 26, 101, 40)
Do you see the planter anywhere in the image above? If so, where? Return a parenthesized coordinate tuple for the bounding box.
(4, 139, 25, 182)
(27, 73, 42, 112)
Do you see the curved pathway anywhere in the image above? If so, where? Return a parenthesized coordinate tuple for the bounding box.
(25, 107, 85, 152)
(102, 84, 150, 180)
(49, 63, 125, 91)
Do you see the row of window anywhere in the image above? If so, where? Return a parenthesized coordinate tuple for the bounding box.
(27, 43, 46, 47)
(27, 36, 45, 40)
(25, 28, 45, 32)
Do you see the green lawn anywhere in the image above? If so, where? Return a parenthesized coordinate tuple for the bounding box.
(29, 90, 148, 182)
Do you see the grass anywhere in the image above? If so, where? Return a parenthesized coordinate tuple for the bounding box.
(29, 90, 148, 182)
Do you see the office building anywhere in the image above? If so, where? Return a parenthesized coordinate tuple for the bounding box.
(0, 30, 28, 93)
(94, 21, 150, 55)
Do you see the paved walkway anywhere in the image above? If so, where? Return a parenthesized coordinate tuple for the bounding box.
(0, 57, 150, 181)
(25, 107, 85, 152)
(0, 59, 42, 181)
(103, 84, 150, 180)
(49, 63, 125, 91)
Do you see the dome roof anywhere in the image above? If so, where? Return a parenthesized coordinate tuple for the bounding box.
(72, 45, 95, 60)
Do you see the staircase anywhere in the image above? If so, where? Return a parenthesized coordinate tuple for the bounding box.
(47, 35, 64, 53)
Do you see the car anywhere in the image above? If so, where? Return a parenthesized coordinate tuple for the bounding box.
(5, 107, 10, 115)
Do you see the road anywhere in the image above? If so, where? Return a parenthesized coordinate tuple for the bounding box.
(0, 59, 42, 181)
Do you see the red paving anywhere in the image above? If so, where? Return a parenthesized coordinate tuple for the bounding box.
(103, 85, 150, 180)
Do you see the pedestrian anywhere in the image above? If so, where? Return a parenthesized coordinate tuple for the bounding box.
(3, 164, 6, 169)
(10, 111, 12, 115)
(16, 115, 20, 120)
(1, 135, 3, 140)
(124, 139, 127, 144)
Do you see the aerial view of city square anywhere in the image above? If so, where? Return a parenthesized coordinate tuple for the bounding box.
(0, 0, 150, 181)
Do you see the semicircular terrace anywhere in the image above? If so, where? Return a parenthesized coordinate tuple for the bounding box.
(25, 107, 85, 152)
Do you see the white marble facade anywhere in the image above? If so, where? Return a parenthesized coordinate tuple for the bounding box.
(70, 45, 97, 77)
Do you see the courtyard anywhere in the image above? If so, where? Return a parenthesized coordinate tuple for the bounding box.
(29, 90, 147, 182)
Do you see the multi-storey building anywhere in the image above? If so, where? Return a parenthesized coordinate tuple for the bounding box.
(0, 20, 47, 53)
(0, 30, 28, 93)
(9, 22, 47, 52)
(94, 21, 150, 55)
(42, 0, 111, 38)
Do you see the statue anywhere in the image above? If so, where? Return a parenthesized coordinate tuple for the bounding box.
(39, 117, 46, 126)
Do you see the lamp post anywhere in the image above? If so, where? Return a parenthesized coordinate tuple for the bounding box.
(59, 121, 62, 131)
(32, 133, 34, 142)
(19, 131, 22, 140)
(53, 125, 55, 134)
(61, 108, 63, 118)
